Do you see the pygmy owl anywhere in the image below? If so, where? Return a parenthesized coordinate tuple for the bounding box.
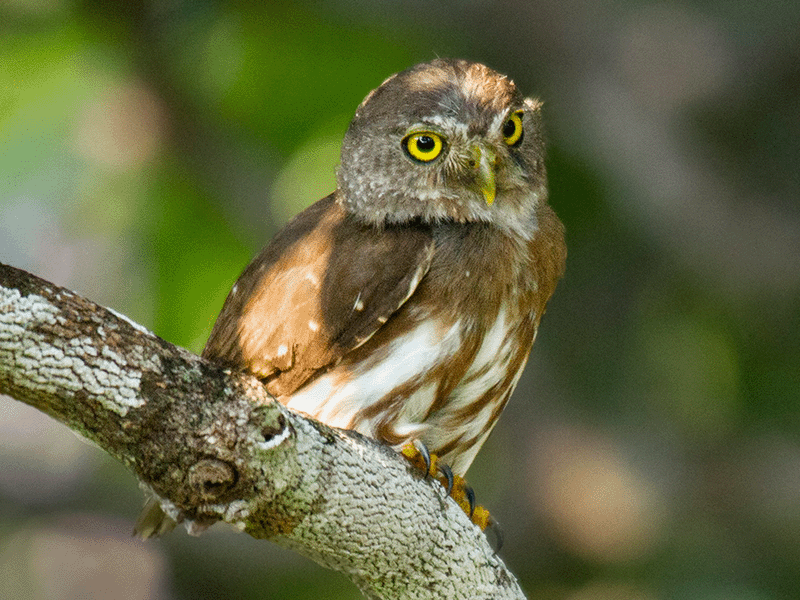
(137, 59, 565, 537)
(206, 58, 565, 473)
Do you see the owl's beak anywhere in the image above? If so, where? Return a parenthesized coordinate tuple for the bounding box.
(471, 145, 497, 206)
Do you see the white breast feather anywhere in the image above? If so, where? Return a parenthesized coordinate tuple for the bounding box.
(284, 306, 533, 475)
(447, 307, 512, 411)
(285, 319, 461, 429)
(426, 307, 533, 474)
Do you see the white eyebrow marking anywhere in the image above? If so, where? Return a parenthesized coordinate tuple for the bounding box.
(304, 272, 319, 286)
(308, 320, 320, 332)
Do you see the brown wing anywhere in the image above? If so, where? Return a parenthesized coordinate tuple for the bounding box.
(202, 193, 435, 396)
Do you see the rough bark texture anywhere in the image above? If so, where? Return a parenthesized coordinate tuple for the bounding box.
(0, 262, 526, 600)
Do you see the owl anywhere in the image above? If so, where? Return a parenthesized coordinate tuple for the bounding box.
(207, 57, 565, 480)
(137, 59, 565, 537)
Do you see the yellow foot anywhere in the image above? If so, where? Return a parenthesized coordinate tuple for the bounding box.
(400, 442, 493, 532)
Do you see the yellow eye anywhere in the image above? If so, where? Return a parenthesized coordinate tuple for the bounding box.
(502, 110, 524, 146)
(403, 131, 444, 162)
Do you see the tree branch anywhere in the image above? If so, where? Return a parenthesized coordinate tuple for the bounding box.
(0, 262, 525, 600)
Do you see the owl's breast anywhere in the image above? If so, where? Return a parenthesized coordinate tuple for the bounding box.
(281, 218, 561, 475)
(281, 231, 540, 474)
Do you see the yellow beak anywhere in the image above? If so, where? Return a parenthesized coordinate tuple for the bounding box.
(471, 145, 497, 206)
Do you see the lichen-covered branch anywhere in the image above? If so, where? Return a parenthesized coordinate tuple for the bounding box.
(0, 262, 525, 600)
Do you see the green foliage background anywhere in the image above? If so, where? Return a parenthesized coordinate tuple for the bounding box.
(2, 1, 799, 599)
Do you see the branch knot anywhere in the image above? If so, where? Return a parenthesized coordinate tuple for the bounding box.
(188, 458, 236, 500)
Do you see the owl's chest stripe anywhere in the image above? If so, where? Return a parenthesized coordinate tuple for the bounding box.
(283, 306, 528, 466)
(283, 318, 462, 429)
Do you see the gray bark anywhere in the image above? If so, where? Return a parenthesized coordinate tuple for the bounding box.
(0, 262, 525, 600)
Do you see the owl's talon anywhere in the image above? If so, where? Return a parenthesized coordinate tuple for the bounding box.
(414, 440, 432, 476)
(401, 441, 433, 477)
(464, 483, 476, 518)
(485, 514, 504, 552)
(437, 463, 454, 495)
(400, 443, 498, 546)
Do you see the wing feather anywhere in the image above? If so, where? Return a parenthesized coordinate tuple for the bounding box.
(202, 194, 435, 396)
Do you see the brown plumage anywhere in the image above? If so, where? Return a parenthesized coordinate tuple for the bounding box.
(205, 59, 566, 477)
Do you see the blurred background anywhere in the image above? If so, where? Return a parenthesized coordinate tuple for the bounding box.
(1, 0, 799, 598)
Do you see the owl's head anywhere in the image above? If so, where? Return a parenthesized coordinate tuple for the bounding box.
(337, 59, 547, 236)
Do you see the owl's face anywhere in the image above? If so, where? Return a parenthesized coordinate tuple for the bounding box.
(337, 59, 547, 236)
